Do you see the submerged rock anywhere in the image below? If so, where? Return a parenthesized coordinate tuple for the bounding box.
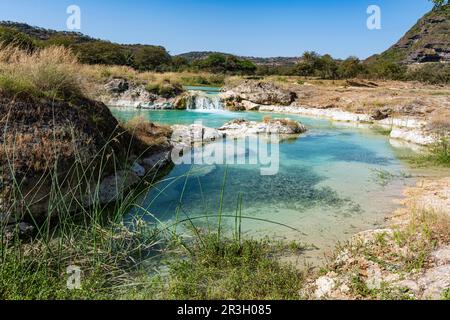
(142, 151, 172, 171)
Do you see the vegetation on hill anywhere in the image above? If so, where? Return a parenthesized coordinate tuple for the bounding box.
(1, 7, 449, 83)
(0, 22, 257, 75)
(368, 3, 449, 65)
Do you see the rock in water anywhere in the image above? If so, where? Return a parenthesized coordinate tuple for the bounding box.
(219, 119, 307, 136)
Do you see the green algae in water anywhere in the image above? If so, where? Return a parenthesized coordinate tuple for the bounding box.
(115, 109, 414, 260)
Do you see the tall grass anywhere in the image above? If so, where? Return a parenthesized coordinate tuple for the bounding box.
(0, 44, 84, 100)
(0, 43, 305, 300)
(402, 135, 450, 167)
(1, 119, 305, 300)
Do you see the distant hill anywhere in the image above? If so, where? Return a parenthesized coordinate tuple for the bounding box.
(176, 51, 299, 67)
(0, 21, 94, 43)
(0, 21, 172, 70)
(368, 5, 450, 64)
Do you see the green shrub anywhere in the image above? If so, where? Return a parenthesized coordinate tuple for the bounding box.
(161, 235, 304, 300)
(406, 63, 450, 84)
(0, 26, 36, 51)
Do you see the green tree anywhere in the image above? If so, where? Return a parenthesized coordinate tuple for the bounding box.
(296, 51, 322, 77)
(317, 54, 339, 79)
(171, 56, 189, 71)
(430, 0, 449, 8)
(132, 46, 171, 71)
(0, 26, 36, 51)
(194, 53, 256, 74)
(75, 41, 130, 65)
(337, 56, 367, 79)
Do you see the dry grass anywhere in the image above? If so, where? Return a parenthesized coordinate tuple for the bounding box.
(122, 116, 172, 150)
(80, 64, 226, 89)
(0, 43, 85, 99)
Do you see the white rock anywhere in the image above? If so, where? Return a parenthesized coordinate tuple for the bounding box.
(241, 100, 261, 111)
(314, 276, 336, 299)
(418, 265, 450, 300)
(390, 128, 436, 146)
(366, 262, 383, 290)
(432, 246, 450, 266)
(219, 119, 306, 136)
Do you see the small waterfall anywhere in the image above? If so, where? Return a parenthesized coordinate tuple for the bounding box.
(186, 91, 224, 111)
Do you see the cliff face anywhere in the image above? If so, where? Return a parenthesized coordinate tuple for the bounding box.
(372, 5, 450, 64)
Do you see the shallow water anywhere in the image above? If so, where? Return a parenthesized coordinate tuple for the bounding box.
(111, 108, 415, 264)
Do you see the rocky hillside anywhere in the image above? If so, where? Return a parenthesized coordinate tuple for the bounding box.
(370, 5, 450, 64)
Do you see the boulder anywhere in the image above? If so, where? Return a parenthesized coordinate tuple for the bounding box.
(104, 78, 129, 94)
(371, 107, 393, 121)
(171, 124, 224, 147)
(220, 81, 297, 106)
(142, 151, 172, 171)
(219, 119, 307, 136)
(314, 276, 336, 299)
(84, 171, 140, 206)
(131, 162, 146, 177)
(241, 100, 260, 111)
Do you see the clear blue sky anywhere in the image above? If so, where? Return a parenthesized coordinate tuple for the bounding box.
(0, 0, 434, 59)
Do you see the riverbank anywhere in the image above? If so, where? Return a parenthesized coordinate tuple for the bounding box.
(103, 77, 449, 146)
(219, 79, 449, 146)
(304, 174, 450, 300)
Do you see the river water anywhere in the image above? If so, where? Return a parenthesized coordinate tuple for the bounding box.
(109, 88, 417, 263)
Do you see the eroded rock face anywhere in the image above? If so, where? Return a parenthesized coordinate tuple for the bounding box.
(373, 5, 450, 64)
(104, 78, 129, 93)
(0, 93, 174, 223)
(104, 78, 179, 109)
(220, 81, 297, 107)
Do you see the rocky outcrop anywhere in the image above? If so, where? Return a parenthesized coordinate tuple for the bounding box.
(0, 93, 174, 225)
(256, 104, 439, 146)
(369, 5, 450, 64)
(170, 124, 225, 148)
(104, 78, 183, 109)
(220, 81, 297, 110)
(390, 128, 437, 145)
(170, 119, 306, 148)
(219, 119, 307, 136)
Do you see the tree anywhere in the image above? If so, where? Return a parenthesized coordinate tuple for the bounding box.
(317, 54, 339, 79)
(430, 0, 449, 7)
(193, 53, 257, 74)
(132, 46, 171, 71)
(171, 56, 189, 71)
(76, 41, 130, 66)
(296, 51, 321, 77)
(337, 56, 366, 79)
